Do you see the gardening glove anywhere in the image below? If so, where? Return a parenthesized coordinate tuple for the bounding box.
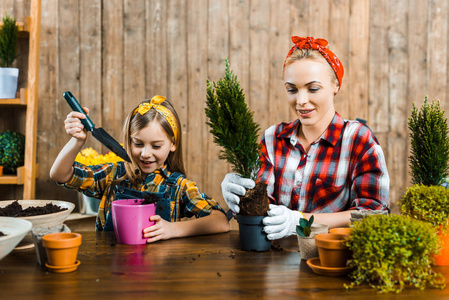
(263, 204, 304, 240)
(221, 173, 255, 214)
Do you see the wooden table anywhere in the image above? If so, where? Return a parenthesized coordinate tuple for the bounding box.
(1, 231, 448, 299)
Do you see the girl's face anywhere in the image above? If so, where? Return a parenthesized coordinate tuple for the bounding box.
(284, 59, 339, 129)
(130, 120, 176, 176)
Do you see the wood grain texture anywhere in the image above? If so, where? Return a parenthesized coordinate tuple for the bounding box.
(0, 231, 448, 299)
(5, 0, 449, 216)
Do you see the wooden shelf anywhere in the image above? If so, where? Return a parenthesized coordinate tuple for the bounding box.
(0, 88, 27, 105)
(0, 0, 41, 199)
(0, 165, 38, 185)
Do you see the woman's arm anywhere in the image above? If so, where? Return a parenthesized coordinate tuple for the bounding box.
(143, 210, 230, 243)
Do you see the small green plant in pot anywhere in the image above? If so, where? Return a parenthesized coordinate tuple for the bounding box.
(399, 185, 449, 265)
(205, 59, 270, 251)
(0, 130, 25, 174)
(0, 14, 20, 99)
(296, 215, 328, 260)
(345, 214, 445, 293)
(403, 97, 449, 265)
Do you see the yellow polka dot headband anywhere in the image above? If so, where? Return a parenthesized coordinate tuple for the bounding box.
(133, 95, 178, 141)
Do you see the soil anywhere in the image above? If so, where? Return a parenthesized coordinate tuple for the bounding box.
(0, 231, 6, 237)
(0, 200, 68, 217)
(140, 194, 159, 205)
(238, 182, 269, 216)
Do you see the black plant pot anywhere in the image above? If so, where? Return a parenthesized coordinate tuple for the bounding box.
(236, 215, 271, 251)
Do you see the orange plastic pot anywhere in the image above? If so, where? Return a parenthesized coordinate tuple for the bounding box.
(315, 233, 350, 268)
(42, 232, 82, 266)
(433, 229, 449, 266)
(0, 166, 3, 176)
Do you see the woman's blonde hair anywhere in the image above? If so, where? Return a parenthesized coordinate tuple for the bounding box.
(284, 48, 339, 88)
(122, 98, 185, 186)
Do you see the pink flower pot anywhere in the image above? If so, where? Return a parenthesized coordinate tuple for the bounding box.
(111, 199, 156, 245)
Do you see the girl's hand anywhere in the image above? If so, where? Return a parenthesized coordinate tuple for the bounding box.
(64, 107, 89, 141)
(143, 215, 174, 243)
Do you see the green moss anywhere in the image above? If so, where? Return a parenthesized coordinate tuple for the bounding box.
(399, 184, 449, 231)
(408, 97, 449, 186)
(345, 214, 445, 293)
(0, 14, 19, 68)
(0, 130, 25, 174)
(205, 59, 261, 180)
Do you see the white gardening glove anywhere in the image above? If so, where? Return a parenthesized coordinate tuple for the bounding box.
(221, 173, 255, 214)
(263, 204, 304, 240)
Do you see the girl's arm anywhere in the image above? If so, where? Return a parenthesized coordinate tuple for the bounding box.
(143, 210, 230, 243)
(49, 110, 89, 183)
(303, 211, 352, 229)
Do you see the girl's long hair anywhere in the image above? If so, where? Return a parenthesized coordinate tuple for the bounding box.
(121, 98, 185, 186)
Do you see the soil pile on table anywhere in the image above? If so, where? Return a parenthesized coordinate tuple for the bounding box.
(0, 200, 68, 217)
(0, 231, 6, 237)
(239, 182, 269, 216)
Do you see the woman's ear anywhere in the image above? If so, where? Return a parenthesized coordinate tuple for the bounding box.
(334, 84, 339, 96)
(170, 143, 176, 152)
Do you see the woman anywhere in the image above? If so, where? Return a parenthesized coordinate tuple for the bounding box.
(221, 36, 389, 240)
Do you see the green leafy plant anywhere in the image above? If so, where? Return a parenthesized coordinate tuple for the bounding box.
(0, 130, 25, 174)
(296, 215, 314, 237)
(205, 59, 261, 181)
(345, 214, 445, 293)
(205, 59, 268, 216)
(0, 14, 19, 67)
(399, 184, 449, 232)
(408, 97, 449, 186)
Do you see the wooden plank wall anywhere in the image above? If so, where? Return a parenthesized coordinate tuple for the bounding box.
(2, 0, 449, 223)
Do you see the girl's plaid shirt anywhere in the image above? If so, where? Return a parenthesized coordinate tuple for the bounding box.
(257, 113, 390, 213)
(58, 162, 225, 230)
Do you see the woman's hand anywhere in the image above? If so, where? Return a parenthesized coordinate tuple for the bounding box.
(143, 215, 175, 243)
(64, 108, 89, 141)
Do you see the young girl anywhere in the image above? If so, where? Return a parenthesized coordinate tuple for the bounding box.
(222, 36, 390, 240)
(50, 95, 229, 243)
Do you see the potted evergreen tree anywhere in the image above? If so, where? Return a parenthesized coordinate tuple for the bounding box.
(0, 14, 19, 99)
(399, 97, 449, 265)
(205, 59, 270, 251)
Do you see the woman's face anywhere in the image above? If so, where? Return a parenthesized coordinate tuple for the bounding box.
(130, 120, 176, 176)
(284, 59, 338, 129)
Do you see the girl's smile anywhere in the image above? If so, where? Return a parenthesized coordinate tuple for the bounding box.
(130, 120, 176, 176)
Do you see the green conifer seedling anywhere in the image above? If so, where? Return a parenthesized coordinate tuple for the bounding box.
(205, 59, 261, 181)
(408, 97, 449, 186)
(0, 14, 19, 68)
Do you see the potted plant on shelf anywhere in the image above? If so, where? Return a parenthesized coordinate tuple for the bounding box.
(0, 130, 25, 175)
(400, 97, 449, 265)
(345, 214, 445, 293)
(0, 14, 19, 99)
(205, 59, 270, 251)
(296, 215, 328, 260)
(75, 147, 124, 214)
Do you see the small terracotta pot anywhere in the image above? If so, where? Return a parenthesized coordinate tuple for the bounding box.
(315, 233, 350, 268)
(329, 227, 351, 236)
(42, 232, 82, 266)
(0, 165, 3, 176)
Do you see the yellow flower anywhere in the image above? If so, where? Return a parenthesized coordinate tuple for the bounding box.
(75, 147, 124, 165)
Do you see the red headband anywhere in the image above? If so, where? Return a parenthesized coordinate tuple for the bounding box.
(284, 36, 344, 89)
